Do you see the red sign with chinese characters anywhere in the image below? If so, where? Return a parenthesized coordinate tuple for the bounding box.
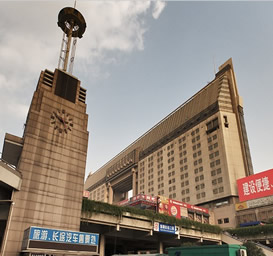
(157, 196, 209, 218)
(237, 169, 273, 202)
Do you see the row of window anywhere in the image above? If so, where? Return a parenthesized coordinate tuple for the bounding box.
(210, 159, 220, 168)
(148, 174, 153, 180)
(182, 188, 190, 195)
(208, 134, 217, 143)
(212, 177, 223, 185)
(169, 193, 176, 199)
(218, 218, 229, 224)
(194, 166, 203, 174)
(182, 196, 190, 202)
(193, 150, 201, 158)
(168, 170, 175, 177)
(158, 189, 164, 195)
(196, 192, 206, 199)
(195, 174, 204, 182)
(169, 185, 176, 192)
(211, 168, 222, 176)
(196, 183, 205, 190)
(180, 150, 187, 157)
(167, 144, 174, 151)
(192, 135, 200, 144)
(213, 186, 224, 194)
(181, 180, 189, 187)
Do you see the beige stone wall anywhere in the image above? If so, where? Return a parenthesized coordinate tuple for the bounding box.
(4, 70, 88, 256)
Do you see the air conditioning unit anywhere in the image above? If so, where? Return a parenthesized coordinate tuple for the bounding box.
(236, 249, 247, 256)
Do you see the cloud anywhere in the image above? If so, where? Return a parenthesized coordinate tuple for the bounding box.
(152, 1, 167, 19)
(0, 1, 167, 122)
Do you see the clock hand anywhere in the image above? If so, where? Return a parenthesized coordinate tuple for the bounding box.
(54, 111, 64, 123)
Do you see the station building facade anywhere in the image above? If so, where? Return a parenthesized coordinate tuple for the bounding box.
(85, 58, 253, 228)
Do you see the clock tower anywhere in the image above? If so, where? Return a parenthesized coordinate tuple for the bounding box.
(2, 7, 89, 256)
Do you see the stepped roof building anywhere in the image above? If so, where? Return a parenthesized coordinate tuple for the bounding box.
(85, 58, 253, 228)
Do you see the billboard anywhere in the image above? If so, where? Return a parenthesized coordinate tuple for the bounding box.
(237, 168, 273, 202)
(235, 195, 273, 211)
(157, 196, 209, 219)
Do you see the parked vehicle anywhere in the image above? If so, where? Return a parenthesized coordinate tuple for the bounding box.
(167, 244, 247, 256)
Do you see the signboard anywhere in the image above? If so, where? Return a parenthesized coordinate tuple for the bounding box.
(153, 222, 178, 234)
(237, 168, 273, 202)
(22, 226, 99, 252)
(235, 201, 248, 211)
(83, 190, 90, 198)
(157, 196, 209, 219)
(235, 195, 273, 211)
(130, 194, 157, 205)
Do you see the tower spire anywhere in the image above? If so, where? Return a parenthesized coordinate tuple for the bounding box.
(57, 7, 86, 74)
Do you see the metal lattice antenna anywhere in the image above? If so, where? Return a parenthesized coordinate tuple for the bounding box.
(57, 6, 86, 74)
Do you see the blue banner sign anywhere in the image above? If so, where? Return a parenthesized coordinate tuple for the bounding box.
(28, 226, 99, 246)
(154, 222, 176, 234)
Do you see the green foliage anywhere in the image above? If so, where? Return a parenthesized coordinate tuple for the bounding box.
(242, 241, 266, 256)
(227, 224, 273, 237)
(82, 198, 221, 234)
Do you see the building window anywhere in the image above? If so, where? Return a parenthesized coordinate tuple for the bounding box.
(218, 219, 223, 224)
(224, 218, 229, 223)
(206, 118, 219, 134)
(223, 115, 229, 128)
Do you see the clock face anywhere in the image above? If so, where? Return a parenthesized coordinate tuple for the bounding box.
(50, 109, 73, 133)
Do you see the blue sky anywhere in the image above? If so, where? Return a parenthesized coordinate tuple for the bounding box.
(0, 1, 272, 179)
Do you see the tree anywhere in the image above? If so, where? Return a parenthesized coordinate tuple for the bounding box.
(242, 241, 266, 256)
